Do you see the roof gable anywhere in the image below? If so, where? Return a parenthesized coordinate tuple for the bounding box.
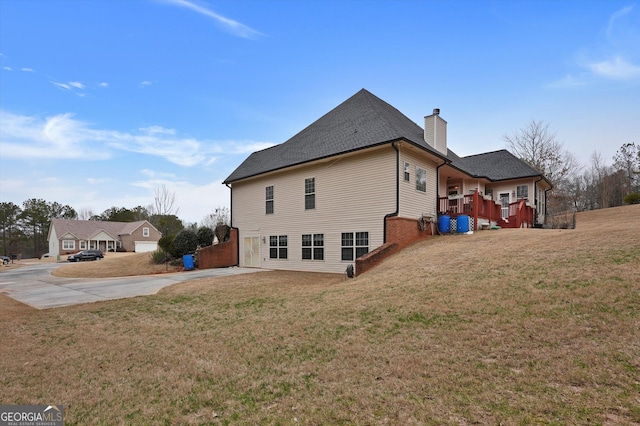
(224, 89, 443, 183)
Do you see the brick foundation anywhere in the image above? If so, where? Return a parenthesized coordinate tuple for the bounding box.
(356, 216, 434, 275)
(385, 216, 434, 248)
(196, 228, 238, 269)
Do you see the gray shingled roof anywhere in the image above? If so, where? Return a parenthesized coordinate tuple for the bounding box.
(224, 89, 545, 184)
(49, 219, 156, 241)
(224, 89, 445, 183)
(454, 150, 544, 181)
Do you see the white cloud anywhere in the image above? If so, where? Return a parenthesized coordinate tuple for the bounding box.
(606, 5, 634, 40)
(140, 80, 153, 87)
(52, 80, 88, 92)
(0, 111, 111, 159)
(159, 0, 265, 40)
(552, 5, 640, 87)
(140, 125, 176, 135)
(87, 177, 109, 184)
(0, 110, 271, 168)
(588, 56, 640, 80)
(21, 67, 35, 72)
(52, 82, 72, 90)
(230, 140, 277, 153)
(2, 66, 11, 71)
(98, 82, 109, 87)
(547, 74, 589, 89)
(140, 169, 177, 179)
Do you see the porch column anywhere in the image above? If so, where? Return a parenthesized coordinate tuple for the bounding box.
(473, 191, 480, 231)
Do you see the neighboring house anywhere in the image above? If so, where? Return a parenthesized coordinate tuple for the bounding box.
(223, 89, 551, 274)
(47, 219, 161, 256)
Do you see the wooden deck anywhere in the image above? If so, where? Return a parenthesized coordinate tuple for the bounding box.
(438, 192, 535, 230)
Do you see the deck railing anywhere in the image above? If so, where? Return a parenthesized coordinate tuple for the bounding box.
(438, 192, 535, 229)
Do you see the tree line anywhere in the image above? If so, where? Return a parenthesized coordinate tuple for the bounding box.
(0, 185, 230, 259)
(504, 120, 639, 214)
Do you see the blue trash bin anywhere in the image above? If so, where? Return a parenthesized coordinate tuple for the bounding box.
(438, 215, 451, 233)
(183, 254, 194, 270)
(457, 215, 470, 233)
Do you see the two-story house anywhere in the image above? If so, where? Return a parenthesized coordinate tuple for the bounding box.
(223, 89, 551, 274)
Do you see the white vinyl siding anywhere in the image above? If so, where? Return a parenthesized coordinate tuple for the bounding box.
(231, 146, 396, 273)
(398, 149, 439, 219)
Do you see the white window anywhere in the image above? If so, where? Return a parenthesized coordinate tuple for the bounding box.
(79, 241, 87, 250)
(143, 227, 150, 237)
(341, 232, 369, 261)
(517, 185, 528, 200)
(302, 234, 324, 260)
(404, 162, 410, 181)
(266, 185, 274, 214)
(62, 240, 75, 250)
(305, 178, 315, 210)
(416, 167, 426, 192)
(269, 235, 288, 259)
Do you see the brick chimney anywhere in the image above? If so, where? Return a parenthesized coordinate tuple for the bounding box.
(424, 108, 447, 155)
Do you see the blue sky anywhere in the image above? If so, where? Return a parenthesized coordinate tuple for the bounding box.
(1, 0, 638, 224)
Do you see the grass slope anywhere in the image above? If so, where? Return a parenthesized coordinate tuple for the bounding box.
(1, 205, 638, 425)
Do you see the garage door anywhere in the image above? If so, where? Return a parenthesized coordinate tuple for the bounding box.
(135, 241, 158, 253)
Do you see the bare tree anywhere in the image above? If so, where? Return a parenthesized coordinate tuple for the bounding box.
(149, 184, 179, 217)
(503, 119, 580, 184)
(147, 185, 182, 237)
(200, 206, 230, 229)
(77, 208, 94, 220)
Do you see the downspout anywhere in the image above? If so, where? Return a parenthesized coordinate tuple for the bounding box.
(544, 183, 554, 219)
(225, 182, 239, 266)
(534, 176, 543, 225)
(383, 142, 400, 244)
(436, 161, 446, 214)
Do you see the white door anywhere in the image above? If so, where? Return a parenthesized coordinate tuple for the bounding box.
(499, 193, 510, 219)
(243, 237, 260, 268)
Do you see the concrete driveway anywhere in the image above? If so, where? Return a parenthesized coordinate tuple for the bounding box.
(0, 262, 264, 310)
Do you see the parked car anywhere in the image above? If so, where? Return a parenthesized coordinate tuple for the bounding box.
(67, 250, 104, 262)
(1, 255, 10, 265)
